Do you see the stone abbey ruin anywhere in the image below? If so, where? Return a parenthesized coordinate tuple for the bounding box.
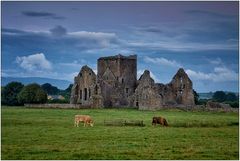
(70, 54, 195, 110)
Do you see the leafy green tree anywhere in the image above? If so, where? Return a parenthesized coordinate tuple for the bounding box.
(226, 92, 237, 101)
(212, 91, 226, 102)
(1, 82, 24, 106)
(41, 83, 59, 95)
(198, 99, 209, 105)
(224, 101, 239, 108)
(18, 83, 47, 104)
(193, 89, 199, 104)
(229, 101, 239, 108)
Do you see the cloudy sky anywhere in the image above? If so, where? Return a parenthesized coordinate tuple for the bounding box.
(2, 1, 239, 92)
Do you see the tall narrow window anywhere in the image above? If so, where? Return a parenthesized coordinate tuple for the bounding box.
(89, 88, 91, 98)
(80, 90, 82, 99)
(122, 78, 124, 83)
(126, 88, 129, 94)
(136, 102, 139, 107)
(84, 88, 87, 100)
(95, 86, 98, 94)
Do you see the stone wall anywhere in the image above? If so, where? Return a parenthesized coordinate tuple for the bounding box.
(70, 65, 103, 107)
(132, 70, 163, 110)
(97, 54, 137, 107)
(206, 101, 232, 109)
(131, 68, 195, 110)
(24, 103, 238, 112)
(163, 68, 195, 106)
(24, 103, 87, 109)
(70, 54, 195, 110)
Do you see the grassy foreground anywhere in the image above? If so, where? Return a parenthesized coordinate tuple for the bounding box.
(1, 106, 239, 160)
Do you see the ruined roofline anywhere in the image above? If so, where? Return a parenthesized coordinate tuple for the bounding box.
(139, 68, 190, 86)
(80, 65, 92, 72)
(98, 54, 137, 60)
(78, 65, 96, 75)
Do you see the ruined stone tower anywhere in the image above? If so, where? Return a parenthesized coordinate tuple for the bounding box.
(70, 54, 195, 110)
(97, 54, 137, 107)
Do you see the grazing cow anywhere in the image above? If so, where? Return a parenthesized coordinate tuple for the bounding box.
(74, 115, 94, 127)
(152, 116, 168, 127)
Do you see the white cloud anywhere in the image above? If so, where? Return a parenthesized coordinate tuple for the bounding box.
(186, 66, 238, 82)
(186, 69, 212, 80)
(93, 69, 97, 75)
(137, 69, 161, 83)
(208, 57, 223, 65)
(16, 53, 52, 71)
(68, 31, 116, 39)
(59, 60, 83, 68)
(127, 40, 237, 52)
(144, 56, 182, 68)
(68, 31, 118, 48)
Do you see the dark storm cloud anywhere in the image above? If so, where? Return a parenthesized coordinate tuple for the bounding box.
(137, 26, 162, 33)
(2, 27, 119, 53)
(50, 25, 67, 37)
(185, 10, 237, 19)
(22, 11, 65, 19)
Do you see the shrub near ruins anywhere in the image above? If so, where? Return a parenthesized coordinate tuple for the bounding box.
(1, 82, 24, 105)
(17, 83, 47, 104)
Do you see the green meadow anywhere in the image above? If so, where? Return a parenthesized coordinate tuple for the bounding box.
(1, 106, 239, 160)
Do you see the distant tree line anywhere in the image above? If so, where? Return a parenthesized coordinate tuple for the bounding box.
(1, 81, 73, 106)
(2, 82, 238, 108)
(194, 90, 239, 108)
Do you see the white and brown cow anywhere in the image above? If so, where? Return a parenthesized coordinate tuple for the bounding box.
(74, 115, 94, 127)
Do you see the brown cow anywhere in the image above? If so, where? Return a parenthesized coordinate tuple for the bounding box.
(74, 115, 94, 127)
(152, 116, 168, 127)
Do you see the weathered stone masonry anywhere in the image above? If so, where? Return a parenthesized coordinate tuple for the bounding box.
(97, 54, 137, 107)
(70, 54, 195, 110)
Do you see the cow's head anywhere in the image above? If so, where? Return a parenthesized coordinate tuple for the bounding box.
(90, 120, 94, 127)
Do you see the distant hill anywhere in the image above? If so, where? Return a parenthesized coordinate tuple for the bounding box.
(198, 92, 238, 100)
(1, 77, 72, 90)
(198, 93, 214, 99)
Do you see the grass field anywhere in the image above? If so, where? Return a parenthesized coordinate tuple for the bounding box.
(1, 106, 239, 160)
